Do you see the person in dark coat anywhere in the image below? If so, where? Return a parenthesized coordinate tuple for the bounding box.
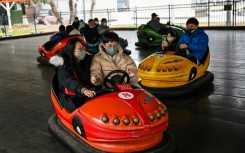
(161, 29, 179, 54)
(49, 38, 96, 112)
(72, 16, 80, 30)
(81, 19, 101, 44)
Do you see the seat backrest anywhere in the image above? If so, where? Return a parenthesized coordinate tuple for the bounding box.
(200, 46, 209, 64)
(51, 71, 64, 108)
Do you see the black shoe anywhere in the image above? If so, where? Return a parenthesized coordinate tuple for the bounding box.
(123, 49, 131, 55)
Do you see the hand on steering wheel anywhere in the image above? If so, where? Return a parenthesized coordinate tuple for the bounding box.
(103, 70, 130, 89)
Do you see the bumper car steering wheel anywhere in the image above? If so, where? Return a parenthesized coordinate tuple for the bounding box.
(103, 70, 130, 89)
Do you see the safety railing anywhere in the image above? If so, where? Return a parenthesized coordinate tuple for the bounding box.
(0, 0, 244, 38)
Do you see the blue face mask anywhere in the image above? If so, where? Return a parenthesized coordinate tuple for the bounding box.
(77, 49, 86, 60)
(105, 46, 118, 56)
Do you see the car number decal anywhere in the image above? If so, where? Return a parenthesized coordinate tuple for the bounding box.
(118, 92, 134, 99)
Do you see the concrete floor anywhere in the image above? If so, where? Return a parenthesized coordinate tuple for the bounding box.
(0, 30, 245, 153)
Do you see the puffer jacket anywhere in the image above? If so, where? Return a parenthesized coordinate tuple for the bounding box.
(49, 53, 94, 106)
(90, 44, 139, 86)
(177, 28, 209, 60)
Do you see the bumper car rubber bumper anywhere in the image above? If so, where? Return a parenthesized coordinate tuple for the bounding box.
(48, 114, 177, 153)
(139, 71, 214, 98)
(37, 56, 50, 65)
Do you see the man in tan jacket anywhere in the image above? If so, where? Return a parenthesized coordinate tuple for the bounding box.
(90, 31, 138, 87)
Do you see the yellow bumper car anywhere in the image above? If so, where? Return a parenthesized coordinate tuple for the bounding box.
(138, 49, 214, 98)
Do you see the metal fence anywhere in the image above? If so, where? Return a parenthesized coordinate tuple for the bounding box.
(0, 0, 244, 38)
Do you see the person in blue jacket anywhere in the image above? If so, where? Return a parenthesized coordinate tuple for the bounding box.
(177, 17, 209, 65)
(50, 24, 66, 45)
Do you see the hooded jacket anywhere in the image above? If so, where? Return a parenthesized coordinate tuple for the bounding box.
(49, 53, 93, 105)
(90, 44, 139, 86)
(177, 27, 209, 61)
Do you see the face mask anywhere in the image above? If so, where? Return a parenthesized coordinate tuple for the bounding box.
(77, 49, 86, 60)
(186, 28, 195, 34)
(89, 25, 95, 28)
(105, 46, 117, 56)
(167, 37, 174, 43)
(102, 22, 107, 26)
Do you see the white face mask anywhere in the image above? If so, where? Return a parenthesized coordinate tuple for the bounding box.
(102, 22, 107, 26)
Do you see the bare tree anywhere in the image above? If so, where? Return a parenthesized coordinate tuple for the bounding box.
(69, 0, 77, 24)
(90, 0, 96, 19)
(32, 0, 60, 23)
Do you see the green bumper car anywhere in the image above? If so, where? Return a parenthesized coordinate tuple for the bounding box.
(135, 24, 186, 48)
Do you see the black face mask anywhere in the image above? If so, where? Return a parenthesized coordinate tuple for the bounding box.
(186, 28, 196, 34)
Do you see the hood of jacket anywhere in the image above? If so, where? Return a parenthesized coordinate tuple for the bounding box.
(49, 55, 64, 67)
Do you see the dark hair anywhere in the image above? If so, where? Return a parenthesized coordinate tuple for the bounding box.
(61, 38, 85, 71)
(102, 31, 119, 43)
(101, 18, 107, 23)
(65, 25, 74, 34)
(186, 17, 199, 25)
(167, 29, 178, 38)
(88, 19, 94, 23)
(75, 17, 79, 20)
(94, 18, 99, 22)
(59, 25, 65, 32)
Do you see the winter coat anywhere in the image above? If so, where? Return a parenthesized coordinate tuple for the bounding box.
(90, 44, 139, 86)
(81, 26, 101, 44)
(177, 28, 209, 60)
(49, 54, 93, 106)
(50, 31, 66, 45)
(163, 39, 179, 53)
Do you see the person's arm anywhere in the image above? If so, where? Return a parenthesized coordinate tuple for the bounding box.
(97, 25, 109, 35)
(90, 54, 104, 85)
(58, 67, 86, 95)
(124, 55, 139, 86)
(188, 34, 208, 54)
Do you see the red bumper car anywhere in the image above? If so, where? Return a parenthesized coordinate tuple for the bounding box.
(48, 70, 176, 153)
(37, 35, 86, 65)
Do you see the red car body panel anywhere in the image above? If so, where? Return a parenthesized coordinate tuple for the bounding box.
(51, 80, 169, 152)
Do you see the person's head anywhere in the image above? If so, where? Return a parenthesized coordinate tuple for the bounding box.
(151, 13, 158, 20)
(65, 25, 74, 34)
(101, 18, 107, 26)
(102, 31, 120, 56)
(166, 29, 178, 44)
(186, 17, 199, 34)
(94, 17, 99, 25)
(156, 17, 160, 22)
(61, 38, 86, 66)
(59, 25, 65, 32)
(88, 19, 95, 28)
(74, 17, 79, 21)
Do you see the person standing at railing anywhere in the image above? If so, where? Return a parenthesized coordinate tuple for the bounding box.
(1, 14, 7, 35)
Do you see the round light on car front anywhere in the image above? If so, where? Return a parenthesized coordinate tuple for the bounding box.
(157, 67, 161, 72)
(123, 118, 130, 125)
(133, 117, 139, 125)
(162, 67, 167, 72)
(113, 117, 120, 125)
(168, 67, 173, 72)
(149, 114, 155, 121)
(174, 66, 180, 71)
(102, 115, 109, 123)
(160, 109, 165, 116)
(156, 112, 161, 119)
